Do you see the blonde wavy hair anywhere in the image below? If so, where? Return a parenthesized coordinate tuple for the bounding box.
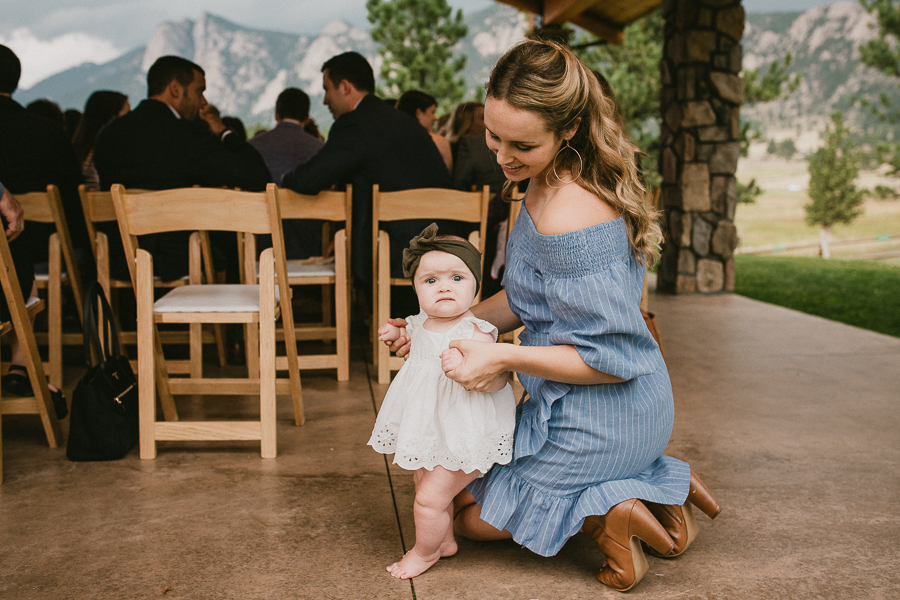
(487, 40, 661, 266)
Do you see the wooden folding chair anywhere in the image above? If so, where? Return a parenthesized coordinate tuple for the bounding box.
(14, 185, 83, 390)
(78, 185, 227, 374)
(244, 184, 352, 381)
(111, 185, 302, 459)
(0, 227, 64, 450)
(372, 185, 490, 384)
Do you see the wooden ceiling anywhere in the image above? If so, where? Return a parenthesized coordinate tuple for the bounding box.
(496, 0, 662, 44)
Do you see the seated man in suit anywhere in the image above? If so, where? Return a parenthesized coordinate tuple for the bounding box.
(93, 55, 270, 283)
(1, 44, 87, 401)
(249, 87, 324, 259)
(281, 52, 456, 316)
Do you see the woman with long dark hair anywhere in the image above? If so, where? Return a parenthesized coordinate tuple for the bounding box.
(71, 90, 130, 188)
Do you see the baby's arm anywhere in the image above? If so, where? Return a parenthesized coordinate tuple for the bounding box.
(441, 327, 509, 393)
(378, 321, 408, 347)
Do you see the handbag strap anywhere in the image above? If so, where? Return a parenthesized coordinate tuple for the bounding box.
(82, 282, 121, 368)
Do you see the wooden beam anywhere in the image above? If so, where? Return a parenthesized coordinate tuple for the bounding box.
(494, 0, 543, 14)
(544, 0, 601, 26)
(570, 11, 625, 44)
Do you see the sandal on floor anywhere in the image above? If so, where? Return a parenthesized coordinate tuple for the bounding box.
(2, 364, 33, 397)
(2, 365, 68, 419)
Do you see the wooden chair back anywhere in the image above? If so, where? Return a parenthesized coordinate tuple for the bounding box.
(16, 185, 84, 320)
(263, 185, 353, 380)
(371, 185, 490, 383)
(111, 184, 302, 457)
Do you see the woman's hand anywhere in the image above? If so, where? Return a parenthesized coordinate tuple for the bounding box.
(382, 317, 411, 357)
(441, 339, 508, 392)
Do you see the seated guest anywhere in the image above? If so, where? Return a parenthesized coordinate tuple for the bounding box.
(440, 101, 485, 162)
(281, 52, 455, 316)
(71, 90, 131, 189)
(249, 87, 325, 259)
(25, 98, 66, 130)
(452, 130, 506, 194)
(1, 45, 84, 403)
(64, 109, 82, 139)
(0, 45, 88, 264)
(222, 116, 247, 141)
(303, 118, 323, 141)
(93, 55, 270, 283)
(395, 90, 453, 173)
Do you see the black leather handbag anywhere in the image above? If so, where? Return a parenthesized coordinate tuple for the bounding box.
(66, 282, 139, 461)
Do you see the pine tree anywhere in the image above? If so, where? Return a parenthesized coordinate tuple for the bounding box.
(366, 0, 468, 111)
(574, 12, 663, 188)
(805, 112, 868, 258)
(859, 0, 900, 177)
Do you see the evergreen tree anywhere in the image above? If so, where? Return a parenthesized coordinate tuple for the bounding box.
(805, 112, 868, 258)
(574, 12, 663, 189)
(366, 0, 468, 111)
(858, 0, 900, 177)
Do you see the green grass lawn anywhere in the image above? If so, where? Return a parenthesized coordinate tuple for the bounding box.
(734, 255, 900, 338)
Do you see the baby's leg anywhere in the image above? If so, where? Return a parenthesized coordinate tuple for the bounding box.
(388, 467, 479, 579)
(416, 469, 456, 558)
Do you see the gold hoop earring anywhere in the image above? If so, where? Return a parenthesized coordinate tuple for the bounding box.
(552, 139, 584, 183)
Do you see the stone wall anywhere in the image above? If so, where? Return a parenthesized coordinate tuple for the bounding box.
(657, 0, 744, 294)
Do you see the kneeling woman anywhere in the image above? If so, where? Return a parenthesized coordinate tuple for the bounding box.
(429, 40, 720, 592)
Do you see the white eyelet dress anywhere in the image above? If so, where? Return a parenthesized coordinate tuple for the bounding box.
(368, 312, 517, 474)
(466, 207, 692, 557)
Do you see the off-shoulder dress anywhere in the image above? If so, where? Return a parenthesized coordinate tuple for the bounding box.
(467, 207, 691, 556)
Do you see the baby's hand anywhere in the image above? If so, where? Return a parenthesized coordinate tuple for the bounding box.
(378, 322, 407, 348)
(440, 347, 464, 374)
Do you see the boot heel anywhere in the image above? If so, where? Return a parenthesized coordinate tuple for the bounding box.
(688, 471, 721, 519)
(630, 499, 676, 557)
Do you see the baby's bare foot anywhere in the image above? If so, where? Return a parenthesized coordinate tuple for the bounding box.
(386, 547, 440, 579)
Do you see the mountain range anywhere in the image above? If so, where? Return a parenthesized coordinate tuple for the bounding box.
(742, 1, 897, 146)
(15, 5, 528, 131)
(13, 1, 897, 142)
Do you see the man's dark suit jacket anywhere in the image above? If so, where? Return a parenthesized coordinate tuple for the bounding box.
(0, 95, 87, 318)
(281, 94, 455, 287)
(93, 99, 270, 280)
(249, 121, 324, 259)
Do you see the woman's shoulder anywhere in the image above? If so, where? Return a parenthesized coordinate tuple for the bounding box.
(535, 183, 618, 236)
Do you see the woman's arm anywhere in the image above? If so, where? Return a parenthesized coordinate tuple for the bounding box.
(445, 339, 623, 392)
(469, 289, 523, 334)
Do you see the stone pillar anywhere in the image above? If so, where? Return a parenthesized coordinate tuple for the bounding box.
(657, 0, 744, 294)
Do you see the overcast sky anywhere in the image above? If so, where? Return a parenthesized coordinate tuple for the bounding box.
(1, 0, 841, 89)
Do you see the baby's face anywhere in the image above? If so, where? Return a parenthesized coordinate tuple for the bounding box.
(413, 251, 477, 321)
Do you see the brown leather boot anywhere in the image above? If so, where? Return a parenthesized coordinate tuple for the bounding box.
(582, 499, 675, 592)
(645, 470, 721, 558)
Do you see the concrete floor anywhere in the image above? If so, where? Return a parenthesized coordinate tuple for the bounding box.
(1, 293, 899, 599)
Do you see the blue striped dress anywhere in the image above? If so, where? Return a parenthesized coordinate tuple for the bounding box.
(467, 207, 691, 557)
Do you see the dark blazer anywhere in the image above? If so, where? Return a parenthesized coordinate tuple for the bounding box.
(249, 121, 325, 259)
(0, 96, 87, 316)
(0, 96, 88, 253)
(282, 94, 455, 285)
(93, 99, 270, 280)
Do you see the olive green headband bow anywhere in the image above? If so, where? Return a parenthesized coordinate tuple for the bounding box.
(402, 223, 482, 294)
